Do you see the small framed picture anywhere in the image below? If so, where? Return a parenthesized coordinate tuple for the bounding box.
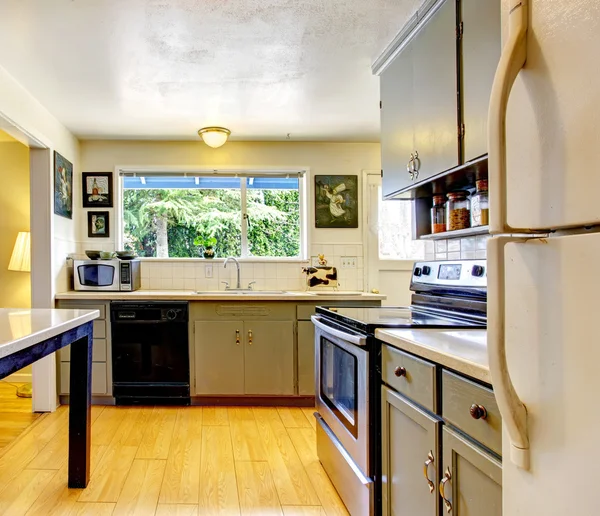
(314, 175, 359, 228)
(54, 151, 73, 219)
(82, 172, 113, 208)
(88, 211, 110, 238)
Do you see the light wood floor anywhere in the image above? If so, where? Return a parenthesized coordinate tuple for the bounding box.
(0, 382, 40, 451)
(0, 404, 349, 515)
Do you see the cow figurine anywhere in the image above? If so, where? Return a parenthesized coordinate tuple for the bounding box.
(302, 266, 338, 288)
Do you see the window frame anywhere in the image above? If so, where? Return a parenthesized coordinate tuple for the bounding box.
(115, 165, 309, 261)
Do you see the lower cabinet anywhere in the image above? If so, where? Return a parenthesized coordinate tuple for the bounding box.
(194, 319, 294, 395)
(440, 427, 502, 516)
(297, 320, 315, 395)
(60, 362, 108, 395)
(381, 385, 440, 516)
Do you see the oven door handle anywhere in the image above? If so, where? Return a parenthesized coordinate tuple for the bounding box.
(311, 316, 367, 347)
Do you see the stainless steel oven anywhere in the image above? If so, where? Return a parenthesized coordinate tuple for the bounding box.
(312, 315, 374, 516)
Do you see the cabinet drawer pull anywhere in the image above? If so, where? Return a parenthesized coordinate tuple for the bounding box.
(470, 404, 488, 420)
(235, 330, 240, 345)
(440, 467, 452, 513)
(248, 329, 253, 345)
(407, 153, 415, 179)
(394, 366, 407, 378)
(413, 150, 421, 172)
(423, 450, 435, 493)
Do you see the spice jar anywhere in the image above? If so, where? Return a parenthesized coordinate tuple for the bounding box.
(431, 195, 446, 234)
(471, 179, 489, 227)
(446, 191, 471, 231)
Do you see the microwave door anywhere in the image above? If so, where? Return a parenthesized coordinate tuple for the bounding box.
(76, 263, 118, 290)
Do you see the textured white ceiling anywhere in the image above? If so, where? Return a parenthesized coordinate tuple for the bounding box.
(0, 0, 421, 141)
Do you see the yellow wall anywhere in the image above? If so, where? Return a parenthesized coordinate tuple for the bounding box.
(0, 138, 30, 308)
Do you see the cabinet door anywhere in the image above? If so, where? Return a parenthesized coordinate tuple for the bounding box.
(461, 0, 501, 161)
(194, 321, 244, 395)
(60, 362, 108, 395)
(297, 320, 315, 395)
(441, 427, 502, 516)
(412, 0, 459, 181)
(381, 386, 440, 516)
(244, 321, 294, 395)
(380, 40, 415, 198)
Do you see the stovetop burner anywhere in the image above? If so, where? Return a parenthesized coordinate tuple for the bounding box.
(316, 305, 485, 333)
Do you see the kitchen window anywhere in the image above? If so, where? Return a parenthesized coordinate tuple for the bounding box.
(118, 170, 306, 259)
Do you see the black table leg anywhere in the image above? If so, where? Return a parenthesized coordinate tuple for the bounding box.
(68, 330, 93, 488)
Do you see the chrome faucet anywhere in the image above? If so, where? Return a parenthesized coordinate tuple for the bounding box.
(224, 257, 241, 289)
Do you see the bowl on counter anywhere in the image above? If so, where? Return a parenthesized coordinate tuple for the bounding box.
(116, 250, 137, 260)
(99, 251, 116, 260)
(85, 250, 102, 260)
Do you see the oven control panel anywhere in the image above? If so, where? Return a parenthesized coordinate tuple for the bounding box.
(411, 260, 487, 289)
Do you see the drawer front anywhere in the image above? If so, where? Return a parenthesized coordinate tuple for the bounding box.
(93, 320, 106, 338)
(57, 302, 106, 320)
(60, 362, 108, 395)
(59, 338, 107, 363)
(441, 370, 502, 456)
(297, 305, 317, 320)
(382, 344, 437, 412)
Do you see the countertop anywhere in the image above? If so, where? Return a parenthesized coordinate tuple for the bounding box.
(55, 290, 386, 301)
(0, 308, 100, 359)
(376, 328, 490, 384)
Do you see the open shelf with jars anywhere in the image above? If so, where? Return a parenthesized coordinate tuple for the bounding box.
(406, 156, 490, 240)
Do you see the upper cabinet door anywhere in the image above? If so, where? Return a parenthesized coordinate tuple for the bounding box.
(412, 0, 459, 182)
(461, 0, 501, 162)
(380, 41, 415, 198)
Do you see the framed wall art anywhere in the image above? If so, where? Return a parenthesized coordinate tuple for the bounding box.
(88, 211, 110, 238)
(314, 175, 359, 228)
(82, 172, 113, 208)
(54, 151, 73, 219)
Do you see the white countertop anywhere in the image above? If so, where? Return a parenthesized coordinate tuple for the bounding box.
(55, 290, 386, 301)
(0, 309, 100, 359)
(376, 328, 490, 384)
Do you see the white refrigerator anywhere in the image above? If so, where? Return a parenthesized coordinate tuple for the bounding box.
(487, 0, 600, 514)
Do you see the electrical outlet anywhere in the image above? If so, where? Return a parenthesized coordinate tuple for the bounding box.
(341, 256, 357, 269)
(205, 264, 213, 278)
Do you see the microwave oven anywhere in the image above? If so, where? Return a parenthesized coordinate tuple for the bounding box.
(73, 259, 142, 291)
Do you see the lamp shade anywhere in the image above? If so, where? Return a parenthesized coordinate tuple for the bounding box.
(198, 127, 231, 148)
(8, 232, 31, 272)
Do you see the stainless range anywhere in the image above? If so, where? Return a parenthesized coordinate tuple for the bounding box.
(311, 259, 488, 515)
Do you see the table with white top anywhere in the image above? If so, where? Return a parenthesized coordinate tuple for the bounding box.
(0, 308, 99, 487)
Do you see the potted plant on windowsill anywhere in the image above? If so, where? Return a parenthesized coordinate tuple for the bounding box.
(194, 236, 217, 259)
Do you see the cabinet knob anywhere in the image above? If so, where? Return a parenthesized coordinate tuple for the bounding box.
(235, 330, 240, 346)
(394, 366, 407, 378)
(248, 329, 253, 345)
(470, 404, 488, 420)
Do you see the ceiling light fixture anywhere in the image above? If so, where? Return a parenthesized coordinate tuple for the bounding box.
(197, 127, 231, 148)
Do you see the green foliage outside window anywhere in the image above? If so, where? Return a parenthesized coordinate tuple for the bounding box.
(123, 187, 300, 258)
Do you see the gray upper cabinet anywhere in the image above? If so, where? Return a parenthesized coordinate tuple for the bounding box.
(195, 320, 244, 395)
(380, 0, 458, 198)
(244, 321, 294, 395)
(412, 0, 459, 182)
(382, 386, 440, 516)
(380, 42, 415, 197)
(461, 0, 501, 162)
(441, 426, 502, 516)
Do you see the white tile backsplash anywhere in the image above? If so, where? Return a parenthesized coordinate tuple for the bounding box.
(427, 235, 488, 261)
(133, 244, 364, 291)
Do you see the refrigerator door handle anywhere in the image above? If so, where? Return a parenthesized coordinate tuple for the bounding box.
(488, 236, 529, 469)
(487, 0, 528, 234)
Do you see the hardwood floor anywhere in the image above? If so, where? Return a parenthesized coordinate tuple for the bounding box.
(0, 382, 40, 451)
(0, 405, 349, 515)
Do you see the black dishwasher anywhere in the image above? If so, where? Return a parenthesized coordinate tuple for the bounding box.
(111, 301, 190, 405)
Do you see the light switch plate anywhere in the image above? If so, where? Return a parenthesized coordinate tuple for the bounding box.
(341, 256, 357, 269)
(205, 264, 213, 278)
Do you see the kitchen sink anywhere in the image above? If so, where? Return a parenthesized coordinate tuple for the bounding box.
(195, 290, 288, 295)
